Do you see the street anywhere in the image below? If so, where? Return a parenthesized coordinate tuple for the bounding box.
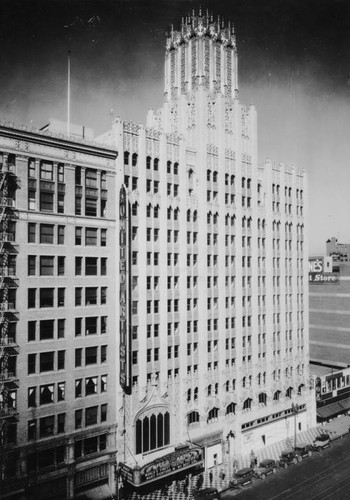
(221, 432, 350, 500)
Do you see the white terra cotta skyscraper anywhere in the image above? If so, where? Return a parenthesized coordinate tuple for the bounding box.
(97, 9, 316, 491)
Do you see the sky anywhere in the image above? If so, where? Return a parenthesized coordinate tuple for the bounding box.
(1, 0, 350, 254)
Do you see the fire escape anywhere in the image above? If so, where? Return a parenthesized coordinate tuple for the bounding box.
(0, 154, 20, 454)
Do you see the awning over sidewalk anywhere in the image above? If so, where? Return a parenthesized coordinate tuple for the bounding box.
(317, 397, 350, 420)
(75, 483, 113, 500)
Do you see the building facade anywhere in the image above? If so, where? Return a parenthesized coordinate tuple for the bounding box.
(326, 237, 350, 262)
(98, 12, 316, 492)
(0, 123, 118, 499)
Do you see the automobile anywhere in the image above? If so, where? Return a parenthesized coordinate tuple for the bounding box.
(278, 450, 301, 468)
(294, 443, 313, 459)
(229, 467, 261, 488)
(256, 458, 278, 478)
(193, 487, 220, 500)
(313, 433, 331, 451)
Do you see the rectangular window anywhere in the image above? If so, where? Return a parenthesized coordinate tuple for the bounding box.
(57, 350, 65, 370)
(40, 192, 54, 212)
(85, 317, 97, 335)
(58, 319, 65, 339)
(28, 158, 36, 177)
(101, 345, 107, 363)
(40, 162, 53, 180)
(75, 318, 82, 337)
(85, 406, 98, 427)
(40, 320, 54, 340)
(28, 321, 36, 342)
(75, 349, 82, 367)
(101, 258, 107, 276)
(101, 229, 107, 246)
(85, 228, 97, 246)
(85, 347, 98, 365)
(57, 413, 65, 433)
(28, 288, 36, 309)
(57, 288, 65, 307)
(40, 224, 54, 244)
(86, 169, 97, 188)
(85, 257, 98, 275)
(40, 256, 54, 276)
(57, 256, 65, 276)
(40, 288, 54, 308)
(85, 197, 97, 217)
(28, 190, 36, 210)
(85, 376, 98, 396)
(75, 288, 82, 306)
(39, 384, 54, 405)
(57, 193, 64, 213)
(57, 164, 64, 182)
(101, 316, 107, 334)
(58, 225, 65, 244)
(101, 287, 107, 305)
(75, 196, 82, 215)
(75, 409, 83, 429)
(28, 223, 36, 243)
(28, 256, 36, 276)
(86, 287, 97, 305)
(28, 353, 36, 374)
(39, 415, 55, 438)
(75, 227, 82, 245)
(75, 257, 82, 275)
(101, 404, 107, 422)
(39, 352, 54, 372)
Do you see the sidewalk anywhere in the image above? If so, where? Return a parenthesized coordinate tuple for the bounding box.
(125, 415, 350, 500)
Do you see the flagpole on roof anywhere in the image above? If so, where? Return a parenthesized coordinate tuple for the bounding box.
(67, 49, 71, 137)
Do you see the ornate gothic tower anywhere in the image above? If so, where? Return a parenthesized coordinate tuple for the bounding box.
(164, 10, 238, 101)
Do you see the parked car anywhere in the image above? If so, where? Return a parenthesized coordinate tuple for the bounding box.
(193, 487, 220, 500)
(256, 458, 278, 478)
(294, 443, 313, 459)
(278, 450, 301, 468)
(313, 433, 331, 451)
(229, 467, 261, 488)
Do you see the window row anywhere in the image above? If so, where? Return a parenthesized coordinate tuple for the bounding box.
(75, 404, 108, 429)
(28, 223, 65, 244)
(75, 257, 107, 276)
(28, 189, 65, 214)
(75, 316, 107, 336)
(75, 375, 107, 397)
(28, 414, 66, 440)
(75, 287, 107, 306)
(28, 288, 65, 308)
(28, 351, 65, 374)
(28, 319, 65, 341)
(75, 346, 107, 367)
(28, 255, 65, 276)
(28, 382, 65, 407)
(75, 226, 107, 246)
(28, 159, 64, 182)
(74, 433, 107, 459)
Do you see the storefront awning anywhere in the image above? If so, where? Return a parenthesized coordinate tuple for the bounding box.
(75, 483, 113, 500)
(317, 397, 350, 420)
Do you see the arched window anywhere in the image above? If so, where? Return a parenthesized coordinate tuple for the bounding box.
(214, 383, 218, 395)
(135, 411, 170, 454)
(194, 387, 198, 401)
(187, 389, 191, 402)
(146, 156, 152, 169)
(225, 380, 230, 392)
(167, 160, 172, 173)
(132, 153, 138, 167)
(153, 158, 159, 171)
(258, 393, 267, 405)
(187, 209, 191, 222)
(226, 403, 236, 415)
(273, 390, 280, 401)
(193, 210, 197, 223)
(230, 175, 235, 187)
(207, 170, 211, 182)
(298, 384, 305, 395)
(124, 151, 130, 165)
(242, 177, 245, 188)
(207, 212, 212, 224)
(207, 384, 212, 396)
(213, 171, 218, 183)
(243, 398, 252, 411)
(286, 387, 293, 399)
(208, 407, 219, 422)
(187, 411, 200, 426)
(174, 162, 179, 175)
(225, 173, 229, 186)
(247, 178, 251, 189)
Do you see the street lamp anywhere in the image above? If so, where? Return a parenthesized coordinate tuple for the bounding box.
(291, 403, 300, 449)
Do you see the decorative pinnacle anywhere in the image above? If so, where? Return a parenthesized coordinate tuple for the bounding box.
(166, 9, 236, 52)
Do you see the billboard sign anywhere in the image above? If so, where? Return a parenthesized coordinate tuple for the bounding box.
(309, 257, 339, 284)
